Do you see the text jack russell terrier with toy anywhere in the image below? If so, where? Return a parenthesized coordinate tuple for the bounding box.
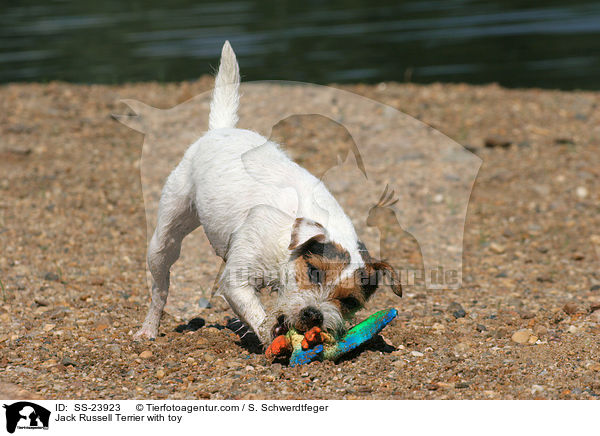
(134, 41, 402, 346)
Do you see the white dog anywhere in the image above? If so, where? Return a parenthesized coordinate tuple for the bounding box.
(134, 41, 402, 345)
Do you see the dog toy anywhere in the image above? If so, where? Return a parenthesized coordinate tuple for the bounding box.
(266, 308, 397, 367)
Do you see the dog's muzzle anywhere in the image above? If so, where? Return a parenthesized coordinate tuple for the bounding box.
(296, 306, 324, 332)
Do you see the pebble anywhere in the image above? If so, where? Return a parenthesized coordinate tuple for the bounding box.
(271, 363, 283, 378)
(44, 272, 59, 281)
(588, 311, 600, 323)
(531, 385, 545, 394)
(476, 324, 487, 332)
(106, 344, 121, 355)
(502, 228, 515, 238)
(139, 350, 153, 359)
(90, 277, 105, 286)
(380, 335, 395, 348)
(588, 363, 600, 371)
(432, 322, 445, 332)
(575, 186, 588, 199)
(392, 359, 406, 368)
(61, 357, 77, 367)
(448, 302, 466, 319)
(506, 298, 523, 309)
(410, 351, 424, 357)
(453, 309, 466, 319)
(198, 298, 212, 309)
(567, 325, 579, 334)
(454, 342, 471, 354)
(533, 325, 548, 337)
(156, 369, 165, 379)
(511, 329, 534, 344)
(563, 302, 579, 315)
(95, 319, 110, 331)
(571, 252, 584, 261)
(43, 323, 55, 332)
(484, 136, 511, 148)
(489, 242, 505, 254)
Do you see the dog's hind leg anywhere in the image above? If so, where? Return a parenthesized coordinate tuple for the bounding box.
(134, 180, 200, 340)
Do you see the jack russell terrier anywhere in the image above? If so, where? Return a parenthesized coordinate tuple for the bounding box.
(134, 41, 402, 346)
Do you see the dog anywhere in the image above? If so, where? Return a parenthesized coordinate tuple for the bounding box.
(134, 41, 402, 346)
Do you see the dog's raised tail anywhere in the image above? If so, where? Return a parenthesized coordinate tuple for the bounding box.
(209, 41, 240, 130)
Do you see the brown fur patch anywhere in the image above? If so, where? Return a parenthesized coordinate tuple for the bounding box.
(356, 240, 381, 299)
(294, 240, 350, 290)
(355, 240, 403, 298)
(372, 260, 403, 297)
(329, 273, 368, 316)
(325, 241, 376, 316)
(293, 239, 402, 320)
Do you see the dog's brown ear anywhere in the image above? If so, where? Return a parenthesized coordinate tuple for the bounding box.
(288, 217, 327, 251)
(372, 261, 403, 297)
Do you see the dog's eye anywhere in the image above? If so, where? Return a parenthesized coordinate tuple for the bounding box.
(306, 263, 323, 284)
(340, 297, 361, 310)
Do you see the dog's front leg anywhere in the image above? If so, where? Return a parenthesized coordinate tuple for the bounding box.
(219, 282, 269, 344)
(217, 254, 270, 344)
(216, 205, 295, 345)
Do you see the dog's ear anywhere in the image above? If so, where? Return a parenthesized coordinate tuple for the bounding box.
(289, 217, 327, 251)
(372, 261, 403, 297)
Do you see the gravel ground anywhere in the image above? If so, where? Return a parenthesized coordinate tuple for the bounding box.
(0, 79, 599, 400)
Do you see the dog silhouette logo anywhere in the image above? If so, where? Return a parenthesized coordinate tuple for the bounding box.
(2, 402, 50, 433)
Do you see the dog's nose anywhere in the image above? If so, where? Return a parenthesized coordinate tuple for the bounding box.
(272, 315, 288, 338)
(298, 306, 324, 330)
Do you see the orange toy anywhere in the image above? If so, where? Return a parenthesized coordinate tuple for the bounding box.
(265, 334, 292, 360)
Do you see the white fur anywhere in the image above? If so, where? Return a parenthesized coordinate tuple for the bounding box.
(134, 41, 364, 344)
(208, 41, 240, 130)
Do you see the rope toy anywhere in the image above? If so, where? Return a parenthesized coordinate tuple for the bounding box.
(265, 308, 397, 367)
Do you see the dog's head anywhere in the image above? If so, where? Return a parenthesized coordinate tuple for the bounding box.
(271, 217, 402, 339)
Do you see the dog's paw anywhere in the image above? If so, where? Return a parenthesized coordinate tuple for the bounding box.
(255, 321, 273, 347)
(133, 325, 157, 341)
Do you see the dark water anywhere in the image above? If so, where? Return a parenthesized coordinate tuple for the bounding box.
(1, 0, 600, 89)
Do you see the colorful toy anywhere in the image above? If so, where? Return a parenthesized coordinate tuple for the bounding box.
(266, 308, 398, 367)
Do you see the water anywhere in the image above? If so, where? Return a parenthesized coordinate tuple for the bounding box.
(1, 0, 600, 89)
